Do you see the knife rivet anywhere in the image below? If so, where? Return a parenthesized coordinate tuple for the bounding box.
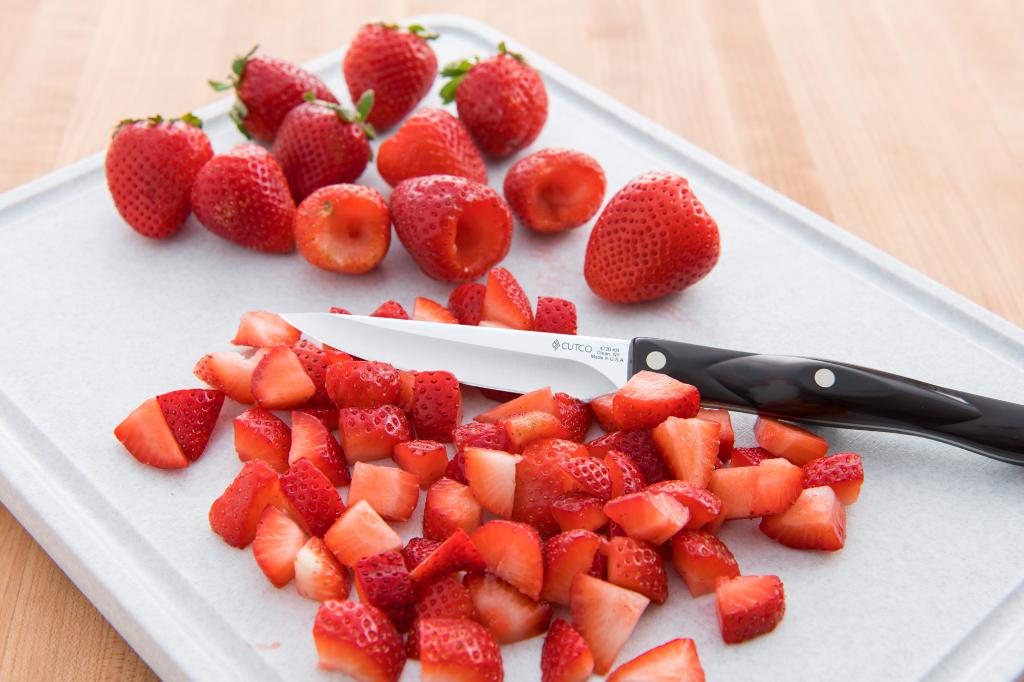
(645, 351, 667, 371)
(814, 368, 836, 388)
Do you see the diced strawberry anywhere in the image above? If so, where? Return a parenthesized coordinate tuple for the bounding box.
(559, 456, 613, 499)
(337, 405, 412, 462)
(612, 371, 700, 430)
(481, 267, 534, 330)
(291, 339, 334, 408)
(715, 575, 785, 644)
(153, 389, 225, 462)
(324, 500, 403, 566)
(542, 618, 594, 682)
(589, 393, 622, 431)
(604, 491, 689, 545)
(289, 410, 349, 485)
(803, 452, 864, 505)
(551, 494, 608, 533)
(512, 438, 581, 536)
(424, 477, 483, 541)
(754, 417, 828, 465)
(393, 439, 448, 489)
(709, 457, 804, 520)
(550, 393, 592, 444)
(234, 407, 291, 472)
(570, 574, 650, 674)
(325, 360, 401, 408)
(313, 600, 406, 682)
(348, 462, 419, 521)
(397, 370, 417, 412)
(414, 575, 479, 622)
(670, 530, 739, 597)
(114, 397, 189, 469)
(445, 450, 469, 484)
(251, 345, 316, 410)
(645, 480, 723, 530)
(298, 405, 339, 431)
(603, 536, 668, 603)
(448, 282, 486, 325)
(209, 460, 285, 547)
(322, 345, 353, 366)
(328, 307, 351, 315)
(464, 572, 551, 644)
(412, 371, 462, 442)
(409, 529, 487, 584)
(731, 446, 776, 467)
(541, 529, 602, 605)
(534, 297, 578, 335)
(354, 551, 416, 632)
(607, 638, 705, 682)
(471, 520, 544, 599)
(417, 618, 503, 682)
(453, 422, 511, 455)
(402, 537, 441, 571)
(604, 451, 644, 498)
(760, 486, 846, 550)
(587, 430, 670, 485)
(697, 408, 734, 463)
(413, 296, 459, 324)
(278, 458, 344, 536)
(371, 300, 410, 320)
(502, 411, 572, 452)
(295, 536, 351, 601)
(463, 447, 522, 518)
(231, 310, 300, 347)
(651, 417, 720, 488)
(193, 349, 268, 404)
(252, 505, 307, 587)
(475, 386, 558, 423)
(477, 386, 523, 403)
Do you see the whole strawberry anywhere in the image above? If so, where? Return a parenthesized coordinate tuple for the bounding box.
(343, 22, 439, 131)
(272, 92, 375, 201)
(441, 42, 548, 158)
(210, 45, 337, 142)
(584, 172, 720, 303)
(105, 114, 212, 239)
(191, 144, 296, 253)
(376, 108, 487, 187)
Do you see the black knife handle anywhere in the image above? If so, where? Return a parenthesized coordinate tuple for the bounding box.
(631, 337, 1024, 465)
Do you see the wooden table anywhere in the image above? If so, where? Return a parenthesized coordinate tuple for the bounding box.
(2, 0, 1022, 678)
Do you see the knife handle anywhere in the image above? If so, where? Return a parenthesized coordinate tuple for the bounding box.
(631, 337, 1024, 465)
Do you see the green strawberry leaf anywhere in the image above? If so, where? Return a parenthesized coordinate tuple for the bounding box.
(356, 90, 375, 120)
(407, 23, 440, 40)
(179, 112, 203, 129)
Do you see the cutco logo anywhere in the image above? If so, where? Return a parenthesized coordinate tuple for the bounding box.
(551, 338, 593, 353)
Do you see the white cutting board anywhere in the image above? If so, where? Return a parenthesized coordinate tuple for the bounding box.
(1, 14, 1022, 682)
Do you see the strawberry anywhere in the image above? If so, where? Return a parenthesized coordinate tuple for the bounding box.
(612, 371, 700, 430)
(390, 175, 512, 282)
(353, 551, 416, 632)
(209, 46, 337, 142)
(235, 408, 291, 472)
(294, 184, 390, 273)
(329, 307, 352, 316)
(115, 389, 223, 468)
(570, 574, 650, 675)
(607, 638, 705, 682)
(471, 520, 544, 599)
(731, 446, 776, 468)
(252, 506, 307, 588)
(803, 452, 864, 505)
(481, 267, 534, 330)
(411, 371, 462, 441)
(342, 23, 439, 131)
(295, 536, 351, 601)
(291, 339, 335, 409)
(453, 422, 511, 455)
(645, 480, 723, 530)
(193, 349, 268, 404)
(709, 457, 804, 520)
(554, 392, 591, 442)
(402, 537, 441, 571)
(477, 387, 523, 402)
(603, 536, 668, 603)
(409, 529, 487, 584)
(209, 460, 285, 547)
(396, 370, 417, 412)
(441, 43, 548, 158)
(589, 394, 622, 431)
(716, 575, 785, 644)
(313, 600, 405, 682)
(587, 430, 670, 485)
(414, 575, 478, 622)
(651, 417, 720, 488)
(464, 573, 552, 644)
(348, 462, 419, 521)
(541, 619, 594, 682)
(551, 494, 608, 533)
(535, 297, 578, 335)
(326, 360, 401, 409)
(323, 341, 353, 363)
(377, 108, 487, 187)
(697, 408, 734, 463)
(475, 387, 557, 424)
(412, 296, 459, 324)
(754, 417, 828, 465)
(251, 345, 316, 410)
(278, 457, 344, 537)
(424, 477, 482, 541)
(448, 282, 486, 325)
(393, 439, 448, 488)
(417, 617, 503, 682)
(512, 438, 582, 536)
(324, 499, 403, 566)
(560, 456, 613, 500)
(464, 447, 522, 518)
(105, 114, 212, 239)
(603, 491, 689, 545)
(502, 411, 572, 452)
(541, 529, 601, 605)
(760, 486, 846, 550)
(504, 148, 605, 232)
(232, 311, 300, 347)
(371, 300, 410, 319)
(445, 450, 469, 484)
(273, 94, 374, 202)
(289, 410, 348, 485)
(337, 405, 411, 462)
(670, 530, 739, 597)
(191, 144, 296, 253)
(603, 452, 643, 498)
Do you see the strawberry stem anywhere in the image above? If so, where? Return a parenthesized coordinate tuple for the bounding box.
(439, 58, 478, 104)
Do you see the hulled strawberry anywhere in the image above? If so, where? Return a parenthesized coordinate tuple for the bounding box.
(464, 572, 552, 644)
(411, 371, 462, 442)
(324, 500, 403, 567)
(349, 462, 419, 521)
(715, 575, 785, 644)
(416, 617, 503, 682)
(542, 618, 594, 682)
(535, 298, 578, 335)
(448, 282, 486, 325)
(234, 407, 291, 472)
(115, 388, 225, 469)
(503, 148, 605, 232)
(209, 460, 285, 547)
(377, 108, 487, 187)
(570, 574, 650, 675)
(471, 520, 544, 599)
(293, 183, 391, 274)
(607, 638, 705, 682)
(252, 506, 307, 587)
(279, 458, 345, 536)
(337, 405, 411, 462)
(313, 600, 406, 682)
(670, 530, 739, 597)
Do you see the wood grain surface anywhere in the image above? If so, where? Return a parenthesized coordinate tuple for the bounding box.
(2, 0, 1022, 678)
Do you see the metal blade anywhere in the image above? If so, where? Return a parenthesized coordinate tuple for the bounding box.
(281, 313, 632, 399)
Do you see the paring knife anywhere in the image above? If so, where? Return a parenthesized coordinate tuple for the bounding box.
(282, 313, 1024, 466)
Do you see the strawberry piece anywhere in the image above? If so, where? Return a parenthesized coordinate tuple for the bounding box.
(337, 405, 412, 462)
(194, 349, 268, 404)
(603, 536, 668, 603)
(534, 297, 578, 334)
(475, 386, 557, 423)
(604, 451, 644, 497)
(417, 617, 503, 682)
(716, 575, 785, 644)
(481, 267, 534, 330)
(542, 618, 594, 682)
(445, 450, 469, 484)
(348, 462, 419, 521)
(313, 599, 405, 682)
(570, 574, 650, 674)
(541, 529, 602, 605)
(153, 388, 223, 462)
(607, 638, 705, 682)
(402, 537, 441, 571)
(377, 108, 487, 186)
(288, 410, 348, 486)
(291, 340, 334, 409)
(603, 491, 689, 545)
(294, 184, 389, 273)
(512, 438, 581, 536)
(414, 576, 478, 623)
(646, 480, 723, 530)
(278, 458, 344, 537)
(803, 453, 864, 505)
(252, 506, 307, 588)
(464, 573, 552, 643)
(295, 536, 351, 601)
(251, 345, 316, 410)
(232, 310, 300, 347)
(587, 430, 670, 485)
(326, 360, 401, 409)
(453, 422, 511, 454)
(371, 300, 410, 320)
(754, 417, 828, 465)
(448, 282, 486, 325)
(612, 371, 700, 430)
(413, 297, 459, 324)
(502, 411, 572, 452)
(412, 371, 462, 442)
(324, 500, 403, 566)
(697, 408, 734, 463)
(709, 457, 804, 520)
(209, 460, 285, 547)
(409, 529, 487, 584)
(560, 456, 613, 500)
(328, 307, 352, 316)
(464, 447, 522, 518)
(390, 174, 511, 282)
(651, 417, 720, 488)
(589, 393, 622, 431)
(732, 446, 776, 468)
(353, 551, 416, 632)
(114, 397, 189, 469)
(477, 387, 522, 402)
(760, 486, 846, 550)
(504, 148, 605, 232)
(393, 439, 448, 488)
(554, 392, 592, 442)
(551, 494, 608, 533)
(670, 530, 740, 597)
(424, 477, 482, 541)
(397, 370, 417, 412)
(470, 520, 544, 599)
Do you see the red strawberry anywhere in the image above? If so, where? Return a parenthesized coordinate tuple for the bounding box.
(612, 371, 700, 430)
(326, 360, 401, 409)
(535, 297, 578, 335)
(295, 536, 351, 601)
(115, 389, 223, 468)
(477, 387, 523, 403)
(424, 477, 482, 541)
(551, 494, 608, 533)
(604, 451, 644, 498)
(481, 267, 534, 330)
(414, 575, 478, 622)
(329, 307, 352, 316)
(715, 575, 785, 644)
(402, 537, 441, 571)
(603, 536, 668, 603)
(453, 422, 511, 454)
(251, 345, 316, 410)
(337, 405, 411, 462)
(313, 600, 405, 682)
(289, 410, 348, 486)
(393, 439, 448, 488)
(348, 462, 419, 521)
(412, 296, 459, 324)
(354, 551, 416, 632)
(589, 394, 622, 432)
(445, 450, 469, 484)
(191, 144, 296, 253)
(464, 573, 552, 644)
(570, 574, 650, 674)
(502, 411, 571, 452)
(411, 371, 462, 442)
(441, 43, 548, 158)
(464, 447, 522, 518)
(731, 446, 776, 468)
(194, 349, 268, 404)
(377, 108, 487, 187)
(603, 491, 689, 545)
(803, 452, 864, 505)
(541, 529, 601, 605)
(409, 529, 487, 584)
(542, 619, 594, 682)
(105, 114, 212, 238)
(504, 148, 605, 232)
(279, 458, 345, 536)
(397, 370, 417, 412)
(651, 417, 720, 489)
(291, 339, 335, 409)
(587, 430, 670, 485)
(343, 23, 439, 131)
(234, 407, 291, 472)
(471, 520, 544, 599)
(554, 392, 591, 442)
(417, 618, 503, 682)
(294, 184, 390, 273)
(754, 417, 828, 465)
(324, 500, 403, 566)
(390, 175, 512, 282)
(512, 438, 581, 536)
(709, 457, 804, 520)
(448, 282, 486, 325)
(760, 486, 846, 551)
(252, 506, 307, 587)
(232, 311, 300, 347)
(646, 480, 723, 530)
(607, 638, 705, 682)
(209, 46, 337, 142)
(697, 408, 734, 463)
(371, 300, 410, 319)
(560, 456, 613, 500)
(209, 460, 285, 547)
(476, 387, 557, 423)
(670, 530, 739, 597)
